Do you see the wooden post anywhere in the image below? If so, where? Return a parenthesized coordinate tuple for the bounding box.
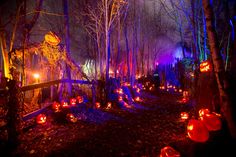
(6, 79, 20, 148)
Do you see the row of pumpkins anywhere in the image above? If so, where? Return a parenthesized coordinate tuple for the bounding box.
(160, 109, 222, 157)
(36, 95, 85, 124)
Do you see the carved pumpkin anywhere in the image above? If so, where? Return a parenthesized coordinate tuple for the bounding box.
(70, 98, 77, 106)
(180, 112, 189, 120)
(77, 96, 84, 104)
(106, 102, 112, 109)
(44, 31, 61, 46)
(187, 119, 209, 142)
(200, 113, 222, 131)
(200, 60, 211, 72)
(61, 100, 69, 108)
(66, 113, 77, 123)
(95, 102, 101, 109)
(36, 114, 47, 124)
(160, 146, 180, 157)
(199, 108, 210, 117)
(52, 101, 60, 112)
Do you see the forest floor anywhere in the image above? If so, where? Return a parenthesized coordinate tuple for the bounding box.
(0, 90, 236, 157)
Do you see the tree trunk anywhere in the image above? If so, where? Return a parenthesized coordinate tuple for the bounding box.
(63, 0, 72, 96)
(203, 0, 236, 139)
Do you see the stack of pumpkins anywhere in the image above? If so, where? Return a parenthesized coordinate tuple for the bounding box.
(187, 108, 222, 142)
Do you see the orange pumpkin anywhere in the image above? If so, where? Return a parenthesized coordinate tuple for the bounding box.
(44, 31, 61, 46)
(52, 101, 60, 112)
(66, 113, 77, 123)
(77, 96, 84, 104)
(95, 102, 101, 109)
(199, 108, 210, 117)
(36, 114, 47, 124)
(187, 119, 209, 142)
(200, 61, 211, 72)
(160, 146, 180, 157)
(180, 112, 189, 120)
(70, 98, 77, 106)
(200, 113, 222, 131)
(61, 100, 69, 108)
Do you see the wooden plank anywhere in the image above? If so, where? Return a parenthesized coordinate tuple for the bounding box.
(21, 79, 92, 91)
(22, 102, 52, 121)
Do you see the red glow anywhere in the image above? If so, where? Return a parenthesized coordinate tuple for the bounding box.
(134, 96, 140, 102)
(118, 96, 123, 101)
(36, 114, 47, 124)
(106, 102, 112, 109)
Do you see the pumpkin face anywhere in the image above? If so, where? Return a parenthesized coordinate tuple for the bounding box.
(61, 100, 69, 108)
(52, 101, 60, 112)
(66, 113, 77, 123)
(180, 112, 189, 120)
(44, 31, 61, 46)
(160, 146, 180, 157)
(199, 108, 210, 117)
(106, 102, 112, 109)
(187, 119, 209, 142)
(200, 61, 211, 72)
(77, 96, 84, 104)
(36, 114, 47, 124)
(200, 113, 222, 131)
(70, 98, 77, 106)
(95, 102, 101, 109)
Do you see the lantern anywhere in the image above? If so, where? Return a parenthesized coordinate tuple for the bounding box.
(70, 98, 77, 106)
(187, 119, 209, 142)
(52, 101, 60, 112)
(66, 113, 77, 123)
(160, 146, 180, 157)
(199, 108, 210, 117)
(106, 102, 112, 109)
(200, 60, 211, 72)
(61, 100, 69, 108)
(136, 88, 140, 93)
(95, 102, 101, 109)
(124, 102, 132, 108)
(77, 96, 84, 104)
(181, 97, 188, 103)
(180, 112, 189, 121)
(44, 31, 61, 46)
(200, 113, 222, 131)
(36, 114, 47, 124)
(183, 91, 189, 97)
(179, 89, 182, 93)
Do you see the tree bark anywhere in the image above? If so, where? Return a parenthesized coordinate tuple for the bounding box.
(203, 0, 236, 139)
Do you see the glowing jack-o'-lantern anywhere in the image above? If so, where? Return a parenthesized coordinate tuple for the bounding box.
(118, 96, 123, 101)
(36, 114, 47, 124)
(200, 113, 222, 131)
(95, 102, 101, 109)
(134, 96, 140, 102)
(66, 113, 77, 123)
(52, 101, 60, 112)
(44, 31, 61, 46)
(70, 98, 77, 106)
(200, 61, 211, 72)
(187, 119, 209, 142)
(199, 108, 210, 117)
(77, 96, 84, 104)
(61, 100, 69, 108)
(160, 146, 180, 157)
(106, 102, 112, 109)
(180, 112, 189, 121)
